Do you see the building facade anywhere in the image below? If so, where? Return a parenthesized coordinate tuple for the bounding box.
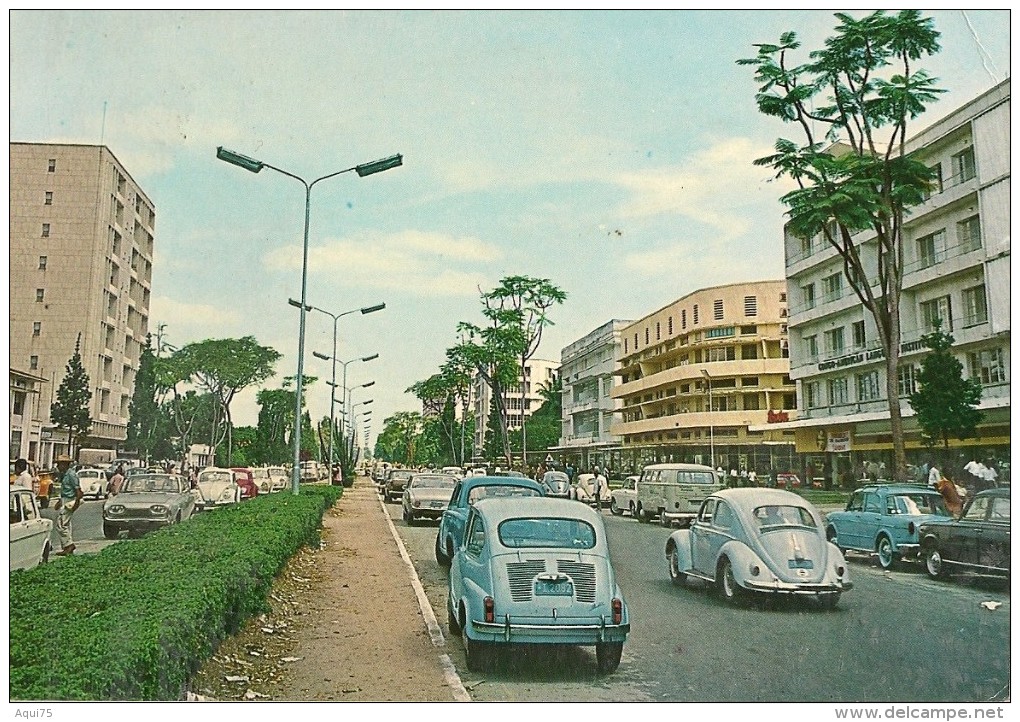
(552, 319, 631, 472)
(10, 143, 155, 459)
(9, 369, 48, 464)
(611, 281, 797, 477)
(472, 357, 560, 463)
(776, 78, 1010, 486)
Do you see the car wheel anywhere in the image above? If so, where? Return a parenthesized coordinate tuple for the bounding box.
(41, 541, 51, 564)
(668, 544, 687, 587)
(435, 534, 450, 567)
(925, 547, 948, 579)
(717, 557, 744, 605)
(876, 535, 897, 570)
(610, 498, 623, 516)
(826, 525, 849, 557)
(448, 599, 461, 634)
(819, 592, 841, 610)
(637, 504, 650, 523)
(174, 512, 182, 525)
(595, 642, 624, 674)
(659, 511, 671, 528)
(103, 522, 120, 540)
(628, 502, 636, 517)
(461, 612, 487, 672)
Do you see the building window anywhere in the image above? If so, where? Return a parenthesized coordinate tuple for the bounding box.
(741, 376, 759, 387)
(681, 309, 687, 329)
(951, 147, 976, 184)
(968, 348, 1006, 385)
(713, 299, 724, 320)
(743, 394, 761, 411)
(623, 338, 628, 354)
(961, 285, 988, 327)
(923, 162, 943, 200)
(828, 377, 849, 406)
(823, 327, 845, 357)
(915, 229, 944, 269)
(633, 332, 638, 350)
(740, 325, 757, 335)
(667, 316, 673, 335)
(29, 355, 38, 370)
(710, 396, 730, 412)
(44, 191, 53, 205)
(655, 322, 661, 341)
(898, 365, 917, 397)
(957, 215, 982, 253)
(744, 296, 757, 317)
(706, 327, 735, 339)
(805, 381, 822, 409)
(801, 283, 816, 310)
(693, 305, 699, 325)
(741, 344, 758, 360)
(32, 322, 41, 337)
(41, 223, 50, 238)
(821, 273, 842, 303)
(856, 371, 881, 401)
(644, 328, 649, 345)
(851, 320, 866, 350)
(47, 159, 56, 172)
(804, 335, 818, 361)
(38, 256, 47, 270)
(35, 288, 44, 303)
(920, 295, 952, 333)
(707, 346, 735, 363)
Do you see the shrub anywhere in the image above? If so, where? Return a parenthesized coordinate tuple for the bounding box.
(10, 485, 342, 700)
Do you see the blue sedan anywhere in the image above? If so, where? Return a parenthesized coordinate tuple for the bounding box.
(448, 496, 630, 674)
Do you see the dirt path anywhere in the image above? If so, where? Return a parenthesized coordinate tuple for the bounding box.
(189, 477, 463, 702)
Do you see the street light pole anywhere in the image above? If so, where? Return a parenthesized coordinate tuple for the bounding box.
(702, 368, 715, 469)
(217, 146, 400, 495)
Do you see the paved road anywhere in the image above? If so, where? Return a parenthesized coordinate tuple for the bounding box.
(384, 493, 1010, 703)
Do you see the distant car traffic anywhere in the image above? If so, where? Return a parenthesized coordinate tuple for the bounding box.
(385, 470, 415, 503)
(195, 468, 242, 510)
(825, 484, 951, 569)
(637, 463, 723, 526)
(919, 488, 1010, 581)
(447, 496, 630, 673)
(77, 467, 108, 500)
(666, 488, 852, 608)
(10, 486, 53, 570)
(538, 470, 571, 499)
(402, 473, 458, 524)
(610, 476, 639, 516)
(102, 473, 198, 539)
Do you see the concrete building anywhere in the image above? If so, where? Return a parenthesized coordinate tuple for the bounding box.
(774, 78, 1010, 486)
(9, 369, 48, 465)
(552, 319, 631, 473)
(472, 357, 560, 464)
(611, 281, 797, 477)
(9, 143, 155, 459)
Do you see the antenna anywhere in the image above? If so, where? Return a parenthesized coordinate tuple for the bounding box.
(100, 101, 107, 145)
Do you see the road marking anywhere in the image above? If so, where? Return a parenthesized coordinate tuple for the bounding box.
(378, 491, 472, 702)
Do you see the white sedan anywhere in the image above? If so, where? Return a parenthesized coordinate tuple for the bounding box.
(10, 487, 53, 570)
(610, 476, 639, 516)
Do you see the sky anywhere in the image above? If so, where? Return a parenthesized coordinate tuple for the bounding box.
(9, 9, 1012, 451)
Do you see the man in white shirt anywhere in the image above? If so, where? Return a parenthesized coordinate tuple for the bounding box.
(927, 461, 941, 488)
(13, 458, 33, 490)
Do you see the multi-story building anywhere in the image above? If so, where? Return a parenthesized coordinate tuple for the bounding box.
(552, 319, 631, 473)
(472, 357, 560, 464)
(10, 143, 155, 462)
(776, 78, 1010, 485)
(610, 281, 797, 477)
(9, 369, 48, 463)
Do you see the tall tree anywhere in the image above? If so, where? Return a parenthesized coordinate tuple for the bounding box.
(514, 376, 563, 462)
(126, 333, 172, 462)
(739, 10, 944, 480)
(255, 386, 296, 465)
(908, 320, 983, 456)
(51, 333, 93, 457)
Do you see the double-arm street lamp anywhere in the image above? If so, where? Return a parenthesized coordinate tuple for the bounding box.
(217, 146, 401, 494)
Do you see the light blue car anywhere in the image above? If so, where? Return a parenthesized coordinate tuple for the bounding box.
(447, 496, 630, 674)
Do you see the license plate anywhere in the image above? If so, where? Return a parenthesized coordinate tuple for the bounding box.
(535, 579, 574, 596)
(788, 559, 814, 569)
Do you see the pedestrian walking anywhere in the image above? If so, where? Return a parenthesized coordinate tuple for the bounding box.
(593, 468, 608, 512)
(107, 464, 125, 496)
(748, 469, 758, 486)
(927, 459, 941, 489)
(13, 458, 33, 490)
(54, 454, 82, 556)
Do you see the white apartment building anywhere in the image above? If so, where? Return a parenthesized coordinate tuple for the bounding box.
(472, 357, 560, 462)
(777, 78, 1010, 484)
(10, 143, 155, 461)
(552, 319, 631, 472)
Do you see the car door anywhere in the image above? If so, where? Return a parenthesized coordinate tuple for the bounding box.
(705, 499, 738, 565)
(690, 498, 718, 574)
(835, 491, 865, 549)
(977, 496, 1010, 572)
(456, 510, 489, 616)
(10, 490, 46, 569)
(859, 491, 884, 549)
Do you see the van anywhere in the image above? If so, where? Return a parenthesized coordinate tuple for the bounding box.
(635, 463, 722, 526)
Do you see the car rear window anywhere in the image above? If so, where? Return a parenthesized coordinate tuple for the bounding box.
(889, 493, 949, 516)
(752, 505, 817, 529)
(199, 471, 232, 484)
(680, 471, 718, 485)
(498, 517, 596, 549)
(411, 475, 456, 489)
(468, 485, 541, 504)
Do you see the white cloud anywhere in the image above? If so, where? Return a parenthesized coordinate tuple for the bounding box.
(149, 296, 241, 335)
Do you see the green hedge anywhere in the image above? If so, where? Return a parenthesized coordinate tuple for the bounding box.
(10, 485, 342, 701)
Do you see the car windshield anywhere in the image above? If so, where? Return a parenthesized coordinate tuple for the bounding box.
(499, 517, 597, 549)
(123, 476, 180, 493)
(752, 505, 817, 529)
(199, 471, 232, 484)
(681, 471, 717, 485)
(410, 475, 456, 489)
(252, 469, 268, 478)
(543, 473, 569, 484)
(468, 485, 541, 504)
(889, 493, 950, 516)
(391, 471, 413, 481)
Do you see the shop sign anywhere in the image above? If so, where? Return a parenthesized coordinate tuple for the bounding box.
(826, 430, 852, 453)
(767, 410, 789, 423)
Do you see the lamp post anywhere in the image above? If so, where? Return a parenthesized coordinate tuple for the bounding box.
(701, 369, 715, 469)
(348, 400, 374, 467)
(217, 146, 400, 495)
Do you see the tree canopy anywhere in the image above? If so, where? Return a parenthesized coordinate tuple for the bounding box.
(51, 333, 92, 457)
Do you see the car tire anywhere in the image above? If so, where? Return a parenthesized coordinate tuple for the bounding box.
(659, 511, 671, 528)
(103, 522, 120, 540)
(41, 541, 51, 564)
(637, 504, 650, 523)
(595, 642, 624, 674)
(826, 525, 849, 557)
(876, 535, 897, 570)
(448, 600, 461, 634)
(461, 614, 487, 672)
(610, 499, 623, 516)
(717, 557, 745, 605)
(668, 544, 687, 587)
(925, 547, 948, 579)
(435, 533, 450, 567)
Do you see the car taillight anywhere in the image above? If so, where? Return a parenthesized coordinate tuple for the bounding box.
(484, 596, 495, 623)
(612, 598, 622, 625)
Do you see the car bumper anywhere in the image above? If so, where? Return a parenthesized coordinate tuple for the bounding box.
(893, 543, 921, 559)
(743, 579, 853, 594)
(409, 508, 445, 519)
(471, 617, 630, 645)
(104, 517, 171, 532)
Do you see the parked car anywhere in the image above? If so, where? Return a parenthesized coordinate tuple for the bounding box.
(665, 488, 852, 608)
(385, 469, 415, 503)
(300, 460, 319, 482)
(775, 472, 802, 489)
(539, 470, 571, 499)
(825, 483, 951, 569)
(448, 496, 630, 673)
(492, 470, 527, 478)
(195, 467, 243, 510)
(610, 476, 639, 516)
(104, 457, 139, 480)
(102, 473, 199, 539)
(10, 486, 53, 570)
(77, 467, 107, 500)
(637, 463, 723, 526)
(919, 488, 1010, 581)
(402, 473, 458, 524)
(435, 475, 545, 567)
(573, 473, 610, 507)
(10, 460, 54, 508)
(231, 467, 259, 499)
(441, 466, 465, 479)
(265, 466, 288, 493)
